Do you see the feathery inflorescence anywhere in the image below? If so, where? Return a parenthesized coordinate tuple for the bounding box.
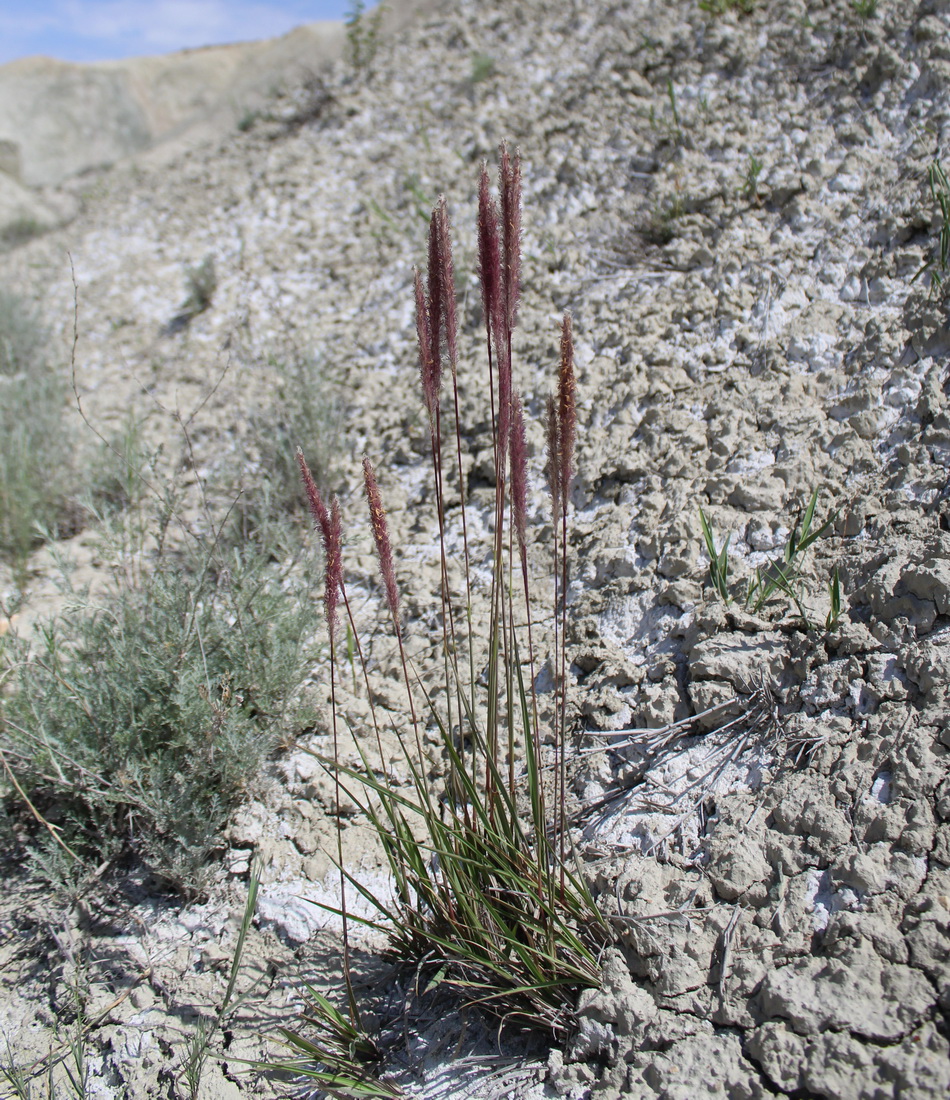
(415, 268, 439, 428)
(477, 164, 504, 353)
(297, 448, 342, 645)
(556, 312, 577, 514)
(499, 141, 522, 333)
(362, 456, 399, 623)
(435, 198, 459, 375)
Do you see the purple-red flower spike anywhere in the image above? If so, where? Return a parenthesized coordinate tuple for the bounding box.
(546, 394, 561, 527)
(499, 142, 522, 332)
(325, 496, 343, 645)
(297, 448, 329, 537)
(557, 312, 577, 514)
(510, 391, 528, 557)
(477, 163, 503, 346)
(297, 449, 343, 645)
(434, 197, 459, 375)
(363, 457, 400, 622)
(415, 268, 438, 426)
(427, 205, 444, 395)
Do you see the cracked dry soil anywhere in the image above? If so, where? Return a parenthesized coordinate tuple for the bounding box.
(1, 0, 950, 1096)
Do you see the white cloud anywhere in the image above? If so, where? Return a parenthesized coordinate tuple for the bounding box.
(58, 0, 315, 52)
(0, 1, 341, 64)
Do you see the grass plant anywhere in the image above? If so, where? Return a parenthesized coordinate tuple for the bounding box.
(180, 857, 263, 1098)
(851, 0, 878, 17)
(183, 255, 217, 316)
(913, 158, 950, 291)
(699, 490, 838, 627)
(230, 352, 342, 543)
(826, 565, 842, 631)
(698, 506, 730, 603)
(698, 0, 755, 13)
(743, 154, 764, 203)
(0, 217, 45, 250)
(345, 1, 386, 73)
(470, 52, 497, 84)
(276, 145, 608, 1092)
(0, 288, 75, 587)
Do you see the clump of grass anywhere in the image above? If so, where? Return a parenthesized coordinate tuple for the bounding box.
(698, 506, 730, 603)
(237, 108, 261, 132)
(162, 255, 218, 334)
(913, 158, 950, 292)
(698, 0, 755, 13)
(179, 858, 262, 1098)
(699, 489, 839, 628)
(0, 491, 317, 893)
(0, 217, 46, 250)
(0, 288, 75, 586)
(470, 52, 496, 84)
(345, 1, 386, 73)
(644, 191, 687, 244)
(277, 146, 607, 1092)
(183, 255, 217, 316)
(648, 81, 685, 147)
(229, 353, 342, 544)
(851, 0, 878, 18)
(743, 154, 764, 203)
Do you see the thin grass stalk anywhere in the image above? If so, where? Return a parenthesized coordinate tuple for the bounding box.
(423, 207, 471, 795)
(329, 515, 359, 1025)
(477, 162, 507, 813)
(362, 457, 422, 763)
(436, 196, 478, 781)
(556, 313, 576, 891)
(499, 142, 522, 334)
(494, 145, 524, 822)
(509, 391, 542, 825)
(297, 452, 359, 1023)
(545, 394, 563, 889)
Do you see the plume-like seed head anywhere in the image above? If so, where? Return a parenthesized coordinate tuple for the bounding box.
(435, 197, 459, 375)
(325, 496, 343, 647)
(510, 391, 528, 556)
(415, 268, 438, 426)
(427, 204, 444, 393)
(297, 448, 329, 536)
(557, 312, 577, 513)
(298, 448, 341, 640)
(363, 457, 400, 621)
(477, 164, 503, 345)
(499, 142, 522, 332)
(546, 394, 561, 527)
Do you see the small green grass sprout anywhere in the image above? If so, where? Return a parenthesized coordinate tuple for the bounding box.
(743, 154, 764, 203)
(851, 0, 878, 18)
(826, 565, 843, 631)
(913, 158, 950, 291)
(699, 506, 731, 603)
(700, 490, 838, 628)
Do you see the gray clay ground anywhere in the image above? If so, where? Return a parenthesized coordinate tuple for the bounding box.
(1, 0, 950, 1096)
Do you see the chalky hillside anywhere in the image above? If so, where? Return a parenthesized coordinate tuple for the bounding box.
(0, 0, 949, 1097)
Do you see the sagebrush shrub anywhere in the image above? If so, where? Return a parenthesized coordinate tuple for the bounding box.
(0, 512, 316, 892)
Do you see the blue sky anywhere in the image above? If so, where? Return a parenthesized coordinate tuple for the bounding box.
(0, 1, 353, 66)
